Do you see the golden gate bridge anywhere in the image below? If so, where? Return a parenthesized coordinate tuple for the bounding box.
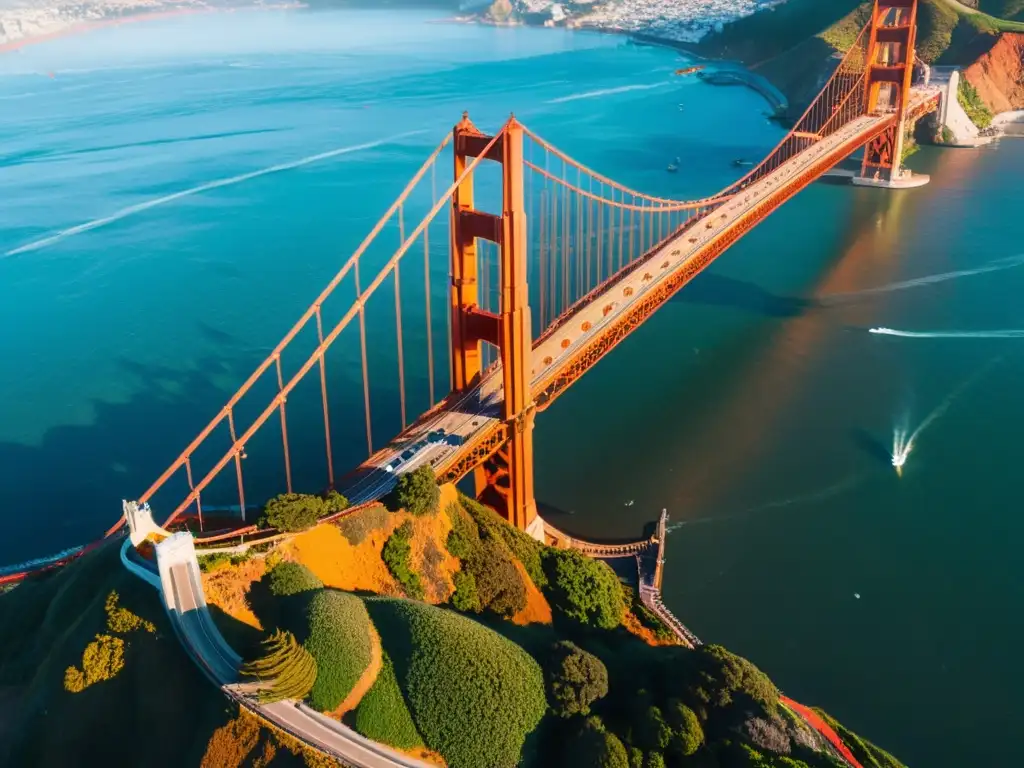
(2, 0, 940, 583)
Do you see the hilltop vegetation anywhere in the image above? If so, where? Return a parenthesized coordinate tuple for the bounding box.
(699, 0, 1024, 116)
(0, 542, 325, 768)
(196, 472, 906, 768)
(0, 471, 908, 767)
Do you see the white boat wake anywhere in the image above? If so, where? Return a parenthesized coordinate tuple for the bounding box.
(546, 82, 670, 104)
(824, 255, 1024, 301)
(870, 328, 1024, 338)
(891, 356, 1003, 475)
(3, 130, 427, 258)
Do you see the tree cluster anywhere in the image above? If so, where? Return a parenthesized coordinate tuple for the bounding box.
(257, 490, 348, 532)
(544, 548, 626, 630)
(240, 629, 317, 703)
(382, 520, 425, 600)
(365, 597, 546, 768)
(387, 465, 440, 516)
(445, 502, 527, 618)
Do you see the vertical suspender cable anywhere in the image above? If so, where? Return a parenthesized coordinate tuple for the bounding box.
(275, 355, 293, 494)
(576, 168, 583, 302)
(617, 189, 624, 272)
(565, 160, 573, 313)
(539, 186, 547, 330)
(424, 162, 436, 407)
(355, 258, 373, 457)
(227, 408, 247, 521)
(315, 306, 335, 489)
(395, 204, 407, 429)
(185, 456, 202, 531)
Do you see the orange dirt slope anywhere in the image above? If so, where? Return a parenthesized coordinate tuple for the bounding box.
(282, 485, 462, 604)
(965, 32, 1024, 112)
(283, 522, 401, 596)
(510, 559, 552, 626)
(201, 558, 266, 630)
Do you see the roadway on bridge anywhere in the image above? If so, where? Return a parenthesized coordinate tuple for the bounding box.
(339, 89, 939, 508)
(162, 561, 433, 768)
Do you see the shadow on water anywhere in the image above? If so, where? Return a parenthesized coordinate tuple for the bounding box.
(0, 351, 347, 565)
(849, 427, 893, 470)
(674, 271, 814, 318)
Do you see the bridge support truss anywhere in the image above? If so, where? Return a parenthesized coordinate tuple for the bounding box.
(857, 0, 921, 185)
(450, 114, 540, 536)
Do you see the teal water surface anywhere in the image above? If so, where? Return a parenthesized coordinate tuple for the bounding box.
(2, 10, 1022, 767)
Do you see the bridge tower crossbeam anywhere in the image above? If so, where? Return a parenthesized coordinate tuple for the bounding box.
(859, 0, 920, 183)
(450, 114, 540, 537)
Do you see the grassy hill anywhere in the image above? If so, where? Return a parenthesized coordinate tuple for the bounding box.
(0, 476, 909, 767)
(698, 0, 1024, 115)
(0, 541, 329, 768)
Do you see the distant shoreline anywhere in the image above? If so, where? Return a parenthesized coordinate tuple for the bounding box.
(0, 4, 304, 56)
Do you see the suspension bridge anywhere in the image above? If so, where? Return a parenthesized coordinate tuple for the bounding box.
(2, 0, 942, 585)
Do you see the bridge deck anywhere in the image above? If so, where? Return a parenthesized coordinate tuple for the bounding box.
(340, 88, 939, 506)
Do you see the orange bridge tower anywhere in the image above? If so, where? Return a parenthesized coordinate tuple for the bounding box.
(450, 113, 540, 537)
(858, 0, 921, 184)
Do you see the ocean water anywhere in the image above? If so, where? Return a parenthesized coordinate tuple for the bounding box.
(2, 9, 1022, 767)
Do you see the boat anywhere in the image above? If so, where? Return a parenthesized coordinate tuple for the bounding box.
(674, 65, 705, 76)
(667, 156, 680, 173)
(732, 158, 753, 167)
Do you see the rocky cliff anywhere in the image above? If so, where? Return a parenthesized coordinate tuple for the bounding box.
(964, 32, 1024, 111)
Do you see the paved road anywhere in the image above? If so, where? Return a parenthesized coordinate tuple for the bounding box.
(338, 90, 940, 508)
(163, 561, 433, 768)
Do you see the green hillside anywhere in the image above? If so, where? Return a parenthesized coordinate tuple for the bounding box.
(0, 489, 910, 768)
(699, 0, 1024, 116)
(978, 0, 1024, 22)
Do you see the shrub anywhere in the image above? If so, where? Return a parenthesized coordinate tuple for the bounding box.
(382, 521, 425, 600)
(692, 644, 779, 713)
(323, 490, 349, 517)
(200, 711, 263, 768)
(958, 78, 993, 129)
(445, 502, 482, 559)
(622, 585, 674, 643)
(240, 629, 318, 703)
(105, 591, 156, 634)
(64, 634, 125, 693)
(258, 493, 324, 532)
(251, 562, 324, 635)
(265, 550, 284, 570)
(336, 504, 389, 545)
(351, 650, 424, 750)
(644, 753, 666, 768)
(366, 597, 546, 768)
(304, 591, 373, 712)
(460, 494, 547, 588)
(665, 698, 703, 757)
(628, 746, 644, 768)
(564, 716, 629, 768)
(389, 465, 440, 516)
(636, 705, 671, 751)
(198, 552, 233, 572)
(445, 501, 526, 617)
(268, 562, 323, 597)
(545, 640, 609, 717)
(469, 538, 527, 617)
(450, 570, 481, 612)
(544, 548, 625, 629)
